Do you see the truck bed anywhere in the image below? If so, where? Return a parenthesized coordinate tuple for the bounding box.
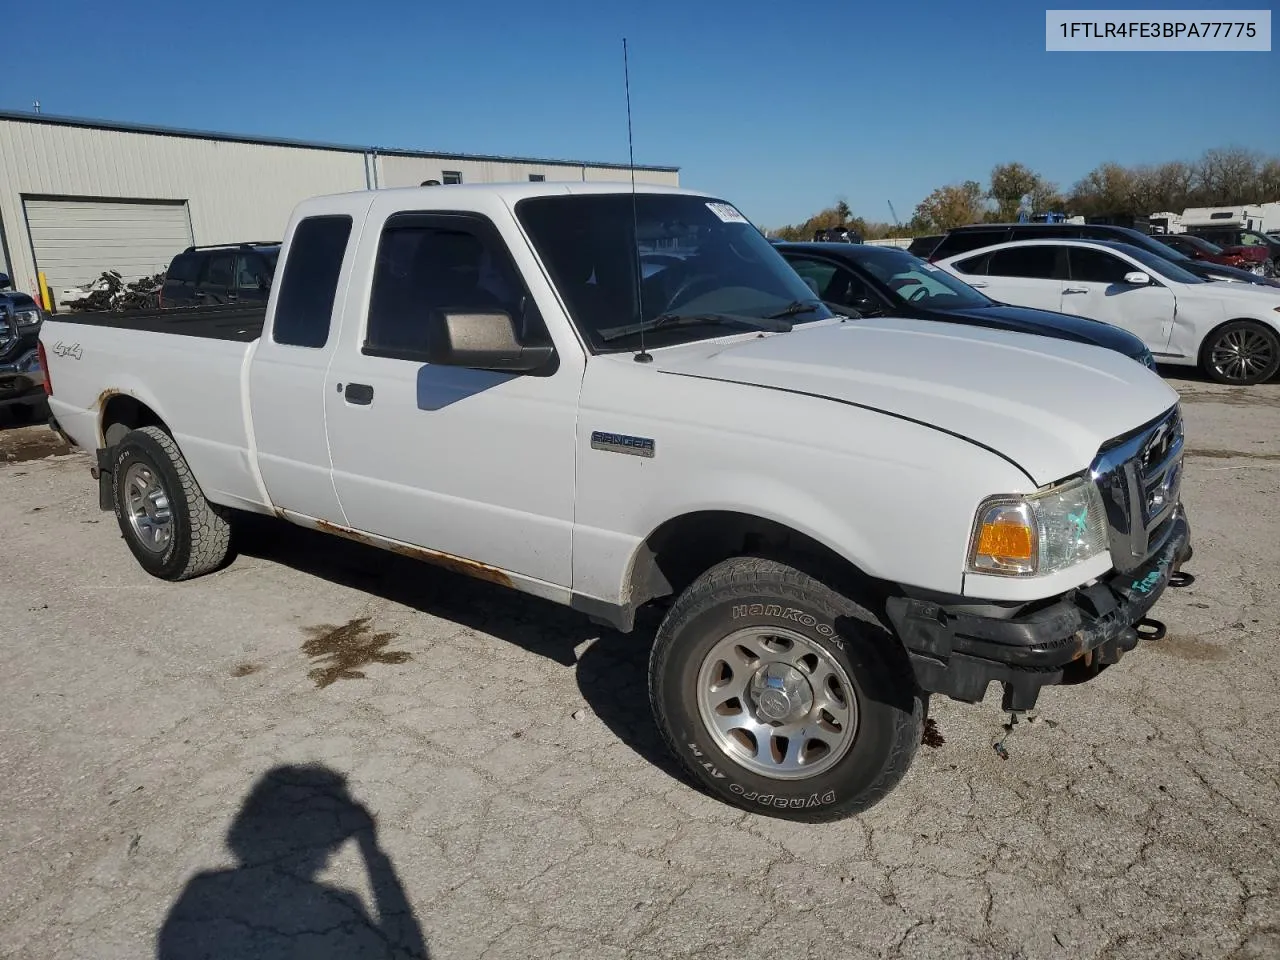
(48, 304, 265, 342)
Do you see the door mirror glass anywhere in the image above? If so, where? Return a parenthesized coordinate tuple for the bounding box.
(425, 310, 555, 373)
(1123, 271, 1151, 285)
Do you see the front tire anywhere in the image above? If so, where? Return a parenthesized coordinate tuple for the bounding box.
(1200, 320, 1280, 385)
(649, 557, 924, 822)
(110, 426, 232, 580)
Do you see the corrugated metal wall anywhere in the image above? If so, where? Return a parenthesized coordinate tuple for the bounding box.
(0, 120, 366, 296)
(0, 117, 679, 299)
(377, 154, 679, 189)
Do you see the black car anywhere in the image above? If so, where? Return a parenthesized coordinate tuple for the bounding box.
(0, 272, 47, 419)
(159, 242, 280, 308)
(927, 222, 1280, 288)
(774, 242, 1156, 368)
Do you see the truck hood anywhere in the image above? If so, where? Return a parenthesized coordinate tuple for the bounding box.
(656, 318, 1179, 486)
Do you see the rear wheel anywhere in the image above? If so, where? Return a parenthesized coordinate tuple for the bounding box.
(110, 426, 232, 580)
(1200, 320, 1280, 385)
(649, 557, 924, 822)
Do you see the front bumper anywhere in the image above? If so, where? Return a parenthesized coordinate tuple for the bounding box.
(886, 512, 1191, 712)
(0, 348, 45, 407)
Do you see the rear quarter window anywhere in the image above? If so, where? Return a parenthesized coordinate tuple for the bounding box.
(166, 254, 199, 283)
(931, 229, 1010, 259)
(272, 216, 353, 349)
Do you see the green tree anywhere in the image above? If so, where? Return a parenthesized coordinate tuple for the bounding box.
(911, 180, 986, 232)
(988, 163, 1040, 220)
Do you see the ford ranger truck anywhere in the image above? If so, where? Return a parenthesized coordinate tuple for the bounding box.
(39, 183, 1192, 821)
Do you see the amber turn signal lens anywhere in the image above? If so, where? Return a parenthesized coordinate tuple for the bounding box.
(976, 521, 1034, 560)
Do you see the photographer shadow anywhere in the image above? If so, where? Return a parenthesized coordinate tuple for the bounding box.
(157, 764, 428, 959)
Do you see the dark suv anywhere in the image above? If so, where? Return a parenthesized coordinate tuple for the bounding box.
(1185, 226, 1279, 276)
(0, 272, 47, 420)
(928, 222, 1280, 287)
(159, 242, 280, 308)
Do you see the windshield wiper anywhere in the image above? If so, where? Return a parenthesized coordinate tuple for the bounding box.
(765, 299, 824, 320)
(599, 312, 792, 344)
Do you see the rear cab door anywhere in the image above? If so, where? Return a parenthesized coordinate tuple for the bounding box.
(248, 195, 372, 523)
(195, 252, 236, 304)
(320, 190, 584, 596)
(953, 244, 1066, 311)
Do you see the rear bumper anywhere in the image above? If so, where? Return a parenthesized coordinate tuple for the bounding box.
(886, 511, 1191, 711)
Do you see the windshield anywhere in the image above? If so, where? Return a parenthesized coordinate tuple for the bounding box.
(1114, 243, 1205, 284)
(852, 247, 991, 309)
(1186, 236, 1224, 255)
(516, 194, 833, 352)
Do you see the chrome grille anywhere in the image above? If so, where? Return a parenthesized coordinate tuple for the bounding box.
(1091, 406, 1184, 573)
(0, 304, 14, 357)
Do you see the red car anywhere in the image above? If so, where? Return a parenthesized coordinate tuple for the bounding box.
(1156, 233, 1270, 275)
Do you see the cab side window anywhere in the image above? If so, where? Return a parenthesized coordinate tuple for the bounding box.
(364, 213, 544, 361)
(1068, 247, 1130, 284)
(783, 255, 884, 314)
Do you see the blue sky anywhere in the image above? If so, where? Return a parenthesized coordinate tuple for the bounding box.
(6, 0, 1277, 227)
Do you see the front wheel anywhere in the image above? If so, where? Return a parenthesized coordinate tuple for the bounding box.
(649, 557, 925, 822)
(1200, 320, 1280, 385)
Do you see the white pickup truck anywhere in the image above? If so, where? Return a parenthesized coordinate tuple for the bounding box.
(40, 182, 1192, 821)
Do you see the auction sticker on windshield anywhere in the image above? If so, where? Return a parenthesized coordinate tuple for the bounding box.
(706, 202, 748, 224)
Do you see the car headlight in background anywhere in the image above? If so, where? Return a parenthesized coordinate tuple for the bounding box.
(967, 476, 1109, 577)
(13, 307, 43, 327)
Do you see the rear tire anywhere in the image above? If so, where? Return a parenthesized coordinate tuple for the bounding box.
(649, 556, 924, 822)
(1200, 320, 1280, 386)
(110, 426, 232, 580)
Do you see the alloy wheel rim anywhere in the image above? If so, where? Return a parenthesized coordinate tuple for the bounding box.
(124, 462, 173, 553)
(1210, 328, 1276, 383)
(695, 626, 858, 780)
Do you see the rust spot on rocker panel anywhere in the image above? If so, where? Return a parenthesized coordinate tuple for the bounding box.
(310, 518, 513, 587)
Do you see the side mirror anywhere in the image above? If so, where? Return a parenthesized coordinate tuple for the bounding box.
(425, 309, 555, 373)
(1123, 271, 1151, 285)
(0, 273, 10, 289)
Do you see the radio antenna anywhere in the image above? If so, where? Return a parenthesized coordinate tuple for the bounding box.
(623, 38, 652, 363)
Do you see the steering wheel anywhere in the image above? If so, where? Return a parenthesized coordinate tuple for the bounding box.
(906, 285, 930, 303)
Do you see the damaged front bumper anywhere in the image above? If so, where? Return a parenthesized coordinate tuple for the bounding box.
(886, 511, 1191, 712)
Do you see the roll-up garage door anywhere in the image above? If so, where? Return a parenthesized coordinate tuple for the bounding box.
(24, 197, 194, 294)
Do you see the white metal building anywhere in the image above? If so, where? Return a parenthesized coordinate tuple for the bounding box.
(0, 111, 679, 304)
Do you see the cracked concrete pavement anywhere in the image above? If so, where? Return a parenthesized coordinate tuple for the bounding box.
(1, 375, 1278, 959)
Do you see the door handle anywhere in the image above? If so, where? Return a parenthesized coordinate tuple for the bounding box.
(1064, 287, 1088, 294)
(343, 382, 374, 405)
(968, 281, 988, 288)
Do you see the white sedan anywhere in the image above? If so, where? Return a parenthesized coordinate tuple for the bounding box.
(933, 238, 1280, 385)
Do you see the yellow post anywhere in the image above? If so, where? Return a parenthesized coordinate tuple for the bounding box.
(37, 271, 52, 312)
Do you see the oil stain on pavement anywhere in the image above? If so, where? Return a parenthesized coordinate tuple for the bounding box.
(302, 617, 412, 688)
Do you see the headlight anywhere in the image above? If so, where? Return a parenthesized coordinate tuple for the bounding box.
(13, 308, 43, 327)
(967, 476, 1108, 577)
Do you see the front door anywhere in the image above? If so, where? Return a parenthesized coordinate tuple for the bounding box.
(323, 203, 579, 591)
(1063, 246, 1175, 353)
